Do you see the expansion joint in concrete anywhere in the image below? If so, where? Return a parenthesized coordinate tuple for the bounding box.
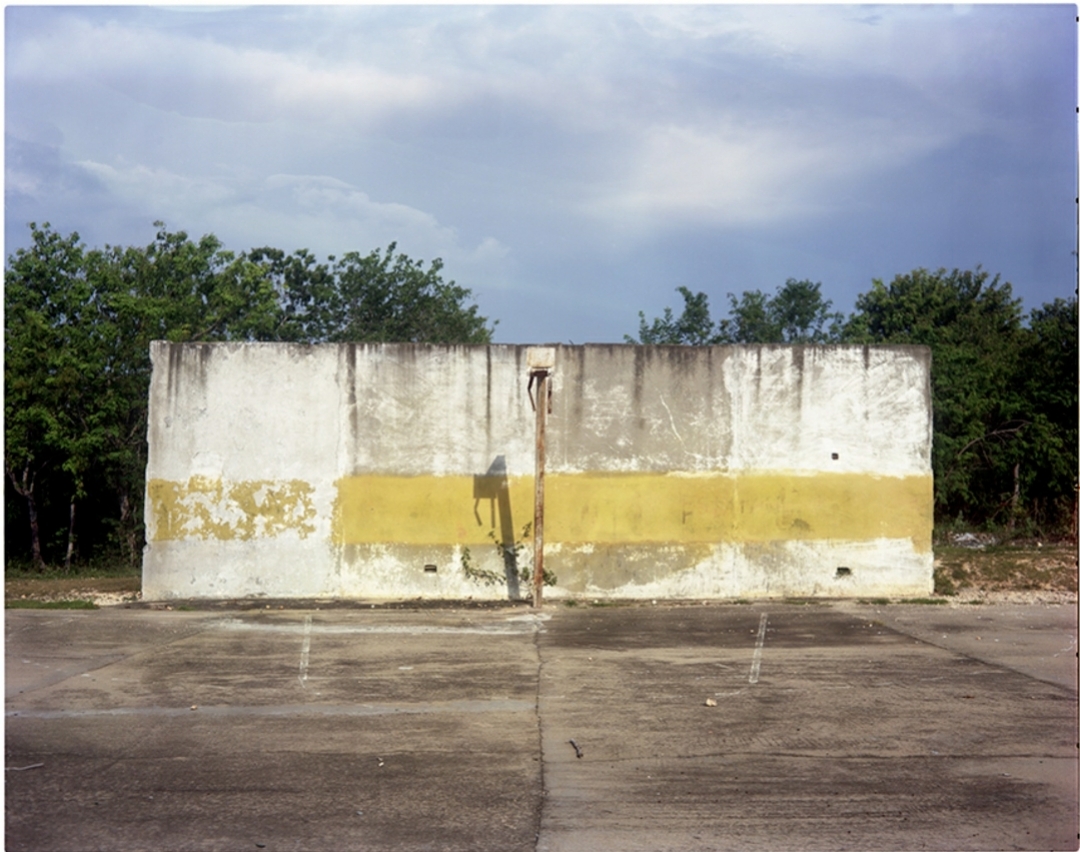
(532, 624, 547, 851)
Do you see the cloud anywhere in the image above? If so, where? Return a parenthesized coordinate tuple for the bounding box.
(6, 4, 1072, 344)
(583, 108, 954, 232)
(76, 159, 235, 209)
(60, 158, 513, 291)
(7, 12, 447, 126)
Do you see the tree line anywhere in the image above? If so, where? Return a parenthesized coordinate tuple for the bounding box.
(5, 223, 493, 571)
(630, 275, 1077, 536)
(5, 223, 1076, 572)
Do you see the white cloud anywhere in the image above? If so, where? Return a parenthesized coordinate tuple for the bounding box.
(76, 159, 236, 209)
(254, 174, 461, 251)
(7, 3, 1070, 343)
(583, 110, 954, 231)
(68, 158, 513, 290)
(6, 169, 43, 198)
(8, 14, 447, 126)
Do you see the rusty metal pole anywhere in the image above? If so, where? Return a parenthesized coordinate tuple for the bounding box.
(526, 347, 555, 609)
(532, 368, 548, 608)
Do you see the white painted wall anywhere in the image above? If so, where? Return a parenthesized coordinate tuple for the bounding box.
(143, 342, 933, 601)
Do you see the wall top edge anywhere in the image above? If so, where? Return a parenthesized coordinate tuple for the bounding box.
(148, 341, 931, 355)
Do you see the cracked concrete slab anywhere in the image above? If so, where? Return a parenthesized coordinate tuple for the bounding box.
(6, 601, 1077, 851)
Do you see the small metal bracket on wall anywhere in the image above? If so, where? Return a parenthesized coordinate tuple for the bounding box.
(526, 372, 553, 414)
(526, 347, 556, 608)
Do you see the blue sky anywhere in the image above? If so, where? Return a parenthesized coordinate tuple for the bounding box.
(5, 4, 1076, 343)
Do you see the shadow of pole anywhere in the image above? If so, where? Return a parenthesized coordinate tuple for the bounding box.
(472, 455, 521, 599)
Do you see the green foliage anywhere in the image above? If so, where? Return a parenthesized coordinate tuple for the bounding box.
(460, 546, 506, 586)
(630, 286, 718, 345)
(5, 222, 495, 572)
(250, 242, 493, 344)
(462, 523, 557, 589)
(6, 599, 98, 610)
(632, 268, 1077, 535)
(629, 279, 842, 345)
(4, 225, 96, 570)
(843, 267, 1076, 531)
(1014, 298, 1078, 528)
(718, 279, 845, 343)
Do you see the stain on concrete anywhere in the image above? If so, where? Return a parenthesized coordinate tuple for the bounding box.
(552, 543, 714, 594)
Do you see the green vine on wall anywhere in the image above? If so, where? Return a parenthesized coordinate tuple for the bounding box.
(460, 522, 556, 587)
(460, 546, 506, 586)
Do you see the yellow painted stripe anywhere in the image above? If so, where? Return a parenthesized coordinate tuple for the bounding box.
(147, 477, 317, 541)
(332, 472, 932, 552)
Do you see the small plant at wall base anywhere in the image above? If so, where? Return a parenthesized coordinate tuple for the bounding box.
(491, 523, 556, 587)
(518, 565, 558, 588)
(460, 524, 556, 588)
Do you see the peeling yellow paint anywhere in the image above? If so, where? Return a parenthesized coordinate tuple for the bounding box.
(148, 477, 317, 541)
(332, 472, 932, 552)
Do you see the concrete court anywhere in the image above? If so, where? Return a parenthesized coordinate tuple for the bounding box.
(5, 601, 1077, 852)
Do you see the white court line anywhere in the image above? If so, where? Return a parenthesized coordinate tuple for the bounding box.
(749, 613, 768, 684)
(298, 615, 312, 688)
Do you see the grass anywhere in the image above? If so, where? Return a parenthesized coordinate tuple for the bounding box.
(6, 598, 98, 610)
(5, 574, 140, 599)
(5, 556, 141, 580)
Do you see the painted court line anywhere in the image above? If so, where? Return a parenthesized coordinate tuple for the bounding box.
(749, 612, 768, 684)
(298, 614, 312, 688)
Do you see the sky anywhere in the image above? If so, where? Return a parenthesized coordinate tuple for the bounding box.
(5, 4, 1077, 344)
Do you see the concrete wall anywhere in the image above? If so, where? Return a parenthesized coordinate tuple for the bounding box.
(143, 342, 933, 600)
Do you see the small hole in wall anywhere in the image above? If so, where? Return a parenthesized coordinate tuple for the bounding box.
(835, 567, 852, 578)
(424, 564, 438, 573)
(831, 452, 839, 460)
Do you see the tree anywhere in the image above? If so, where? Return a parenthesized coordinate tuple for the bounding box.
(628, 279, 842, 345)
(4, 224, 87, 569)
(327, 244, 493, 344)
(5, 223, 496, 570)
(246, 247, 338, 343)
(632, 268, 1075, 534)
(84, 224, 285, 565)
(1012, 298, 1078, 531)
(249, 242, 494, 344)
(717, 279, 844, 343)
(842, 267, 1034, 528)
(629, 286, 718, 345)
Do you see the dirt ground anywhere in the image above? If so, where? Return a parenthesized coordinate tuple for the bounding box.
(5, 543, 1076, 607)
(5, 574, 142, 607)
(933, 542, 1077, 600)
